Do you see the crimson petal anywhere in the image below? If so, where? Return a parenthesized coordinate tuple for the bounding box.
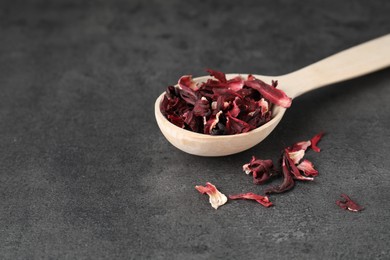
(226, 76, 244, 91)
(193, 97, 211, 117)
(225, 113, 252, 134)
(206, 69, 227, 83)
(195, 182, 227, 209)
(336, 194, 364, 212)
(243, 156, 275, 185)
(229, 192, 273, 207)
(265, 155, 295, 194)
(297, 159, 318, 177)
(245, 78, 292, 108)
(310, 132, 324, 152)
(284, 150, 314, 181)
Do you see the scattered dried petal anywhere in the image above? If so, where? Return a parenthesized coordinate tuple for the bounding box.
(310, 132, 324, 152)
(284, 150, 314, 181)
(336, 194, 364, 212)
(290, 140, 311, 152)
(242, 156, 276, 185)
(286, 132, 324, 164)
(265, 155, 295, 194)
(297, 159, 319, 177)
(195, 182, 228, 209)
(287, 149, 306, 165)
(229, 192, 273, 207)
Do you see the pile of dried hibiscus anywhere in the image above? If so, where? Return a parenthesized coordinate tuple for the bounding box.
(160, 69, 291, 135)
(196, 133, 363, 212)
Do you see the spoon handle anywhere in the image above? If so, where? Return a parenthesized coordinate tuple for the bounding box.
(281, 34, 390, 99)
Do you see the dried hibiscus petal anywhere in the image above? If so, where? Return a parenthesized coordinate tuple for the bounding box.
(204, 111, 223, 134)
(178, 76, 199, 105)
(193, 97, 211, 117)
(336, 194, 364, 212)
(225, 112, 252, 134)
(230, 97, 241, 117)
(195, 182, 227, 209)
(286, 132, 325, 164)
(182, 110, 202, 133)
(161, 69, 291, 136)
(265, 155, 295, 194)
(243, 156, 276, 185)
(229, 193, 273, 207)
(284, 150, 313, 181)
(226, 76, 245, 91)
(287, 149, 306, 165)
(167, 114, 185, 128)
(245, 77, 292, 108)
(310, 132, 324, 152)
(178, 75, 201, 91)
(297, 159, 318, 177)
(258, 98, 269, 116)
(207, 68, 227, 83)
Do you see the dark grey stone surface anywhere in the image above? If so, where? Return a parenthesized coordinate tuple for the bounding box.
(0, 0, 389, 259)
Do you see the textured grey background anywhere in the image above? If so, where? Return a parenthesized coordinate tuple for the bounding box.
(0, 0, 389, 259)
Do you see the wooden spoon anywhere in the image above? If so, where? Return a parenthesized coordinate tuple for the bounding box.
(155, 34, 390, 156)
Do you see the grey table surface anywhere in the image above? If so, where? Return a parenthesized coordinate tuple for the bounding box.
(1, 0, 390, 259)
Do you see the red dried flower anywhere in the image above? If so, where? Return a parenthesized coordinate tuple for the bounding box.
(285, 132, 324, 165)
(297, 159, 318, 177)
(229, 192, 273, 207)
(336, 194, 364, 212)
(161, 69, 292, 135)
(284, 149, 314, 181)
(264, 133, 324, 194)
(245, 76, 292, 108)
(310, 132, 324, 152)
(195, 182, 228, 209)
(242, 156, 276, 185)
(265, 154, 295, 194)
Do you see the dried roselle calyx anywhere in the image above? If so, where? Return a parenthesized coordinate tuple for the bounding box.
(229, 192, 273, 207)
(204, 111, 224, 134)
(195, 182, 228, 209)
(286, 149, 306, 165)
(178, 75, 201, 92)
(193, 97, 211, 117)
(243, 156, 276, 185)
(284, 149, 314, 181)
(310, 132, 324, 152)
(336, 194, 364, 212)
(225, 112, 252, 134)
(166, 85, 179, 98)
(263, 133, 325, 194)
(285, 132, 325, 164)
(297, 159, 318, 177)
(207, 69, 227, 83)
(161, 69, 292, 135)
(245, 76, 292, 108)
(264, 154, 295, 194)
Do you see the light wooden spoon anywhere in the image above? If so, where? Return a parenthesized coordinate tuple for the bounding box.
(155, 34, 390, 156)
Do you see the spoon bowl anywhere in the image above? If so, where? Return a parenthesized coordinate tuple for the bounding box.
(155, 74, 287, 156)
(155, 35, 390, 156)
